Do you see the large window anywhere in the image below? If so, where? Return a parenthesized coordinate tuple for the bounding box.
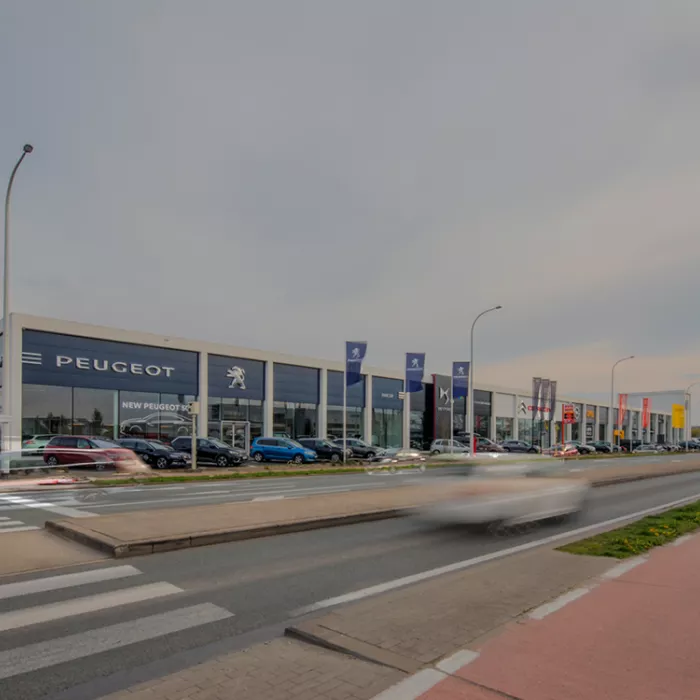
(273, 402, 318, 439)
(327, 406, 363, 441)
(73, 388, 116, 437)
(22, 385, 72, 438)
(372, 408, 402, 448)
(208, 397, 264, 441)
(495, 417, 513, 442)
(517, 418, 533, 443)
(474, 414, 490, 438)
(118, 391, 195, 442)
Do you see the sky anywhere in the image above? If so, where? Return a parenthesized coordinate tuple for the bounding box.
(2, 1, 700, 410)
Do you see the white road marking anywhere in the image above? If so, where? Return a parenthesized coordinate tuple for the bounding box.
(528, 587, 592, 620)
(0, 565, 142, 601)
(436, 649, 480, 674)
(293, 490, 700, 616)
(600, 556, 647, 580)
(371, 669, 445, 700)
(0, 521, 26, 528)
(252, 495, 286, 502)
(0, 603, 233, 680)
(0, 525, 39, 533)
(0, 582, 183, 632)
(0, 494, 97, 518)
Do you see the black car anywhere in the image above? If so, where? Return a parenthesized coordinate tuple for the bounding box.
(501, 440, 541, 454)
(170, 436, 246, 467)
(297, 438, 349, 463)
(117, 438, 191, 469)
(332, 438, 378, 460)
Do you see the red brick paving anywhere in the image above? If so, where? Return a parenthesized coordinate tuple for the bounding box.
(420, 535, 700, 700)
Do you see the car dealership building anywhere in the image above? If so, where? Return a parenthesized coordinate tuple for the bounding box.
(0, 314, 678, 451)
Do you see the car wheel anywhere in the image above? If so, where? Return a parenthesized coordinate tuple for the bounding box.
(253, 452, 264, 462)
(431, 450, 440, 456)
(293, 454, 304, 464)
(330, 453, 340, 463)
(528, 448, 536, 453)
(366, 451, 375, 460)
(155, 457, 168, 469)
(129, 425, 143, 435)
(503, 447, 511, 452)
(46, 455, 59, 466)
(216, 455, 229, 468)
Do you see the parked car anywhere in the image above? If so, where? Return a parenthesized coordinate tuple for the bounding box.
(501, 440, 541, 454)
(476, 437, 506, 453)
(633, 444, 661, 453)
(677, 441, 700, 451)
(170, 436, 246, 467)
(551, 443, 579, 458)
(429, 439, 468, 455)
(43, 436, 143, 471)
(21, 434, 56, 456)
(117, 438, 191, 469)
(119, 412, 192, 439)
(588, 441, 622, 453)
(333, 438, 379, 460)
(297, 438, 350, 463)
(249, 437, 317, 464)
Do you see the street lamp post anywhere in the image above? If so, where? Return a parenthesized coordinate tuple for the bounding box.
(684, 382, 699, 451)
(608, 355, 634, 450)
(468, 305, 502, 458)
(3, 145, 33, 450)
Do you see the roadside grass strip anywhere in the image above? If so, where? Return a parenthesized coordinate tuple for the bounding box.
(558, 499, 700, 559)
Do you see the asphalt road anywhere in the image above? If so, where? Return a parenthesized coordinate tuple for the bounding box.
(0, 453, 685, 529)
(2, 467, 700, 700)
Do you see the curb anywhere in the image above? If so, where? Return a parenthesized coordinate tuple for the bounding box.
(45, 508, 406, 557)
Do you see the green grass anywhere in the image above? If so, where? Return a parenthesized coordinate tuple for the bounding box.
(558, 500, 700, 559)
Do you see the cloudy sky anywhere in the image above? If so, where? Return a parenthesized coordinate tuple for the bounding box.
(2, 1, 700, 408)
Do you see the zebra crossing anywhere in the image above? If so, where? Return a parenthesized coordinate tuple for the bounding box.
(0, 515, 38, 534)
(0, 563, 233, 682)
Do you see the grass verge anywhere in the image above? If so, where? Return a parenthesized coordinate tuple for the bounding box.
(558, 500, 700, 559)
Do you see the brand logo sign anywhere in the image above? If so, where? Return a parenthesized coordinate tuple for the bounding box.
(227, 366, 246, 389)
(439, 387, 450, 405)
(23, 352, 176, 378)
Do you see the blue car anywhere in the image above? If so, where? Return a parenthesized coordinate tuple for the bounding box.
(250, 437, 317, 464)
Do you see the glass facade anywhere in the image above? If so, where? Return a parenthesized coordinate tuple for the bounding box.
(496, 417, 513, 441)
(327, 406, 363, 440)
(23, 385, 195, 441)
(273, 402, 318, 439)
(208, 397, 264, 441)
(517, 418, 533, 443)
(372, 408, 403, 448)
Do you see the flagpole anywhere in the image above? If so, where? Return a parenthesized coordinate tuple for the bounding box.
(343, 355, 347, 464)
(450, 373, 454, 447)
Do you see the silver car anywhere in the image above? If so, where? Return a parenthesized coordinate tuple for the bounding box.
(429, 439, 468, 455)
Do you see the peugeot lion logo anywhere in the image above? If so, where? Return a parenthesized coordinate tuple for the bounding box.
(457, 366, 465, 376)
(411, 358, 420, 368)
(227, 366, 246, 389)
(351, 347, 360, 359)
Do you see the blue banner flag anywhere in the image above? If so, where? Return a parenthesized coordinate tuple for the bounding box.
(452, 362, 469, 399)
(405, 352, 426, 393)
(345, 342, 368, 386)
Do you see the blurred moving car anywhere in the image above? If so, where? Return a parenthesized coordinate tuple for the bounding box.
(170, 436, 246, 467)
(249, 437, 317, 464)
(370, 448, 426, 469)
(568, 441, 596, 455)
(429, 439, 468, 455)
(117, 438, 191, 468)
(333, 438, 379, 460)
(588, 441, 622, 453)
(412, 477, 591, 529)
(21, 434, 55, 456)
(549, 443, 579, 458)
(43, 436, 145, 471)
(297, 438, 350, 463)
(501, 440, 541, 454)
(633, 444, 664, 453)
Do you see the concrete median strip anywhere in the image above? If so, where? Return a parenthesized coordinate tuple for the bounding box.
(43, 459, 700, 558)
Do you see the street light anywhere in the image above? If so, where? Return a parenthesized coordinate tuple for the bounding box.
(608, 355, 634, 449)
(684, 381, 700, 451)
(3, 144, 33, 450)
(468, 305, 502, 458)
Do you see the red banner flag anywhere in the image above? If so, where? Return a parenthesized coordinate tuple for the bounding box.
(618, 393, 628, 427)
(642, 397, 651, 429)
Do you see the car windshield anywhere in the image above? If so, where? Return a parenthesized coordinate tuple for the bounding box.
(209, 439, 233, 449)
(287, 440, 305, 449)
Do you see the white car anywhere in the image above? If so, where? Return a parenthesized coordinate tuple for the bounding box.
(429, 439, 468, 455)
(411, 477, 590, 530)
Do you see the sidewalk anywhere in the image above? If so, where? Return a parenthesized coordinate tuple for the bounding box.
(391, 533, 700, 700)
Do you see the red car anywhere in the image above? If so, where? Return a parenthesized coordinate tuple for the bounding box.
(43, 436, 144, 471)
